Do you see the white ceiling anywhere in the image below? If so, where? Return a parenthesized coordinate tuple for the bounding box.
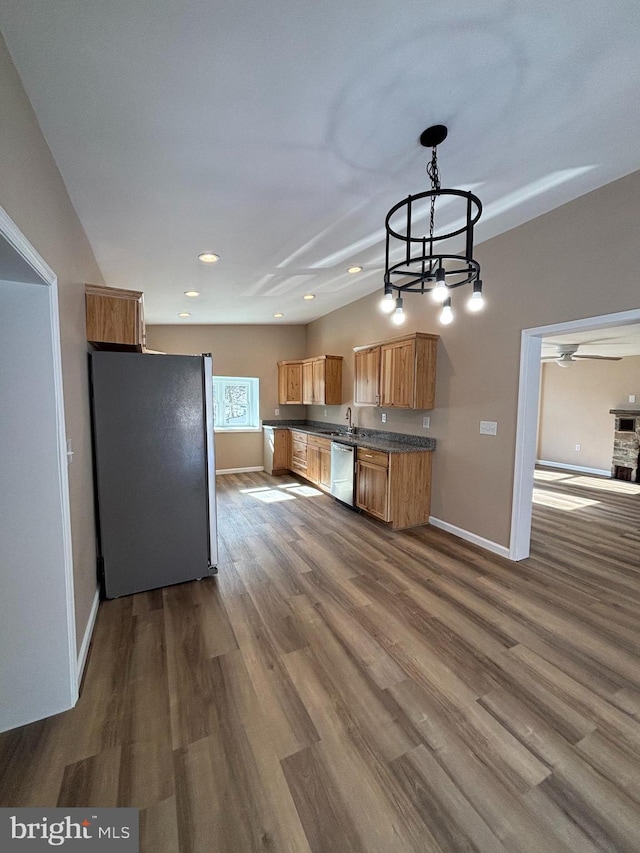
(2, 1, 640, 325)
(541, 325, 640, 360)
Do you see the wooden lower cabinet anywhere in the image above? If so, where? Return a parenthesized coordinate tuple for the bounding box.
(356, 457, 389, 521)
(290, 430, 308, 477)
(318, 445, 332, 491)
(306, 434, 332, 492)
(263, 427, 290, 475)
(268, 429, 433, 529)
(356, 446, 432, 529)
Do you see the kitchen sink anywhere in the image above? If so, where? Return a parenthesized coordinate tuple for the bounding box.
(313, 429, 354, 439)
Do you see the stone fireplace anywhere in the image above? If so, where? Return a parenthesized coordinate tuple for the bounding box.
(610, 408, 640, 482)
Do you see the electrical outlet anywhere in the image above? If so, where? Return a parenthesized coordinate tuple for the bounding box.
(479, 420, 497, 435)
(630, 395, 637, 404)
(575, 444, 581, 451)
(324, 409, 327, 416)
(381, 413, 387, 423)
(422, 416, 430, 428)
(274, 408, 279, 416)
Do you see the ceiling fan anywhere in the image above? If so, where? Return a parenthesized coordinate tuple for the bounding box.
(542, 343, 622, 368)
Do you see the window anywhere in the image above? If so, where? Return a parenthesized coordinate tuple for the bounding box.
(213, 376, 260, 431)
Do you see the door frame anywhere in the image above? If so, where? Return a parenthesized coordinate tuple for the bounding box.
(0, 204, 78, 729)
(510, 307, 640, 560)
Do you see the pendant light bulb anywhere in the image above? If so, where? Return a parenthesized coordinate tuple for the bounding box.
(440, 297, 453, 325)
(432, 267, 448, 303)
(391, 297, 406, 326)
(467, 279, 485, 313)
(380, 288, 396, 314)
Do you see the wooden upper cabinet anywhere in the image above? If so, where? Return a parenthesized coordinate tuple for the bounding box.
(302, 360, 314, 404)
(279, 355, 343, 405)
(380, 338, 415, 408)
(278, 361, 303, 404)
(354, 346, 380, 405)
(85, 284, 145, 351)
(356, 332, 438, 410)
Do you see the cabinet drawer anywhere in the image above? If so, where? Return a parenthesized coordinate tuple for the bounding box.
(307, 434, 331, 450)
(290, 430, 308, 444)
(356, 447, 389, 468)
(292, 440, 307, 463)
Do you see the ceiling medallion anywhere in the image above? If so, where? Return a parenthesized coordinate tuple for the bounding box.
(380, 124, 484, 326)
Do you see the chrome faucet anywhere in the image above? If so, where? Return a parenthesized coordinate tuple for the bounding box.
(345, 406, 355, 434)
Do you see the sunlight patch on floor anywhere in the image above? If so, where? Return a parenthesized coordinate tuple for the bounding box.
(283, 485, 323, 497)
(243, 489, 297, 503)
(534, 470, 573, 482)
(532, 488, 600, 511)
(566, 476, 640, 495)
(239, 482, 324, 502)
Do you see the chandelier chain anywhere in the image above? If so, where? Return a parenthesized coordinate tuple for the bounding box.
(426, 145, 441, 247)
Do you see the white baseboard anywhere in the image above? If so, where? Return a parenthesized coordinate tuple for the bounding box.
(536, 459, 610, 477)
(429, 516, 511, 560)
(216, 466, 264, 475)
(77, 587, 100, 683)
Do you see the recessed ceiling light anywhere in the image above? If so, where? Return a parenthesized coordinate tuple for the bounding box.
(178, 312, 191, 318)
(347, 265, 363, 274)
(273, 312, 284, 318)
(198, 252, 220, 263)
(184, 290, 200, 298)
(303, 294, 315, 300)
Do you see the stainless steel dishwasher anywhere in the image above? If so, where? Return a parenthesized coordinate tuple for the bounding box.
(330, 442, 355, 506)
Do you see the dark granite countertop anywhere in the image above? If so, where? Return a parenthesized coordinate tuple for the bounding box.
(262, 420, 436, 453)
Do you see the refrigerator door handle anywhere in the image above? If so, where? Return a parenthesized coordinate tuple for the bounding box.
(202, 354, 218, 574)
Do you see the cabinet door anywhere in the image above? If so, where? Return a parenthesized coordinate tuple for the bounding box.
(318, 447, 332, 490)
(380, 340, 415, 408)
(272, 429, 290, 472)
(323, 357, 343, 405)
(355, 461, 389, 521)
(278, 362, 303, 404)
(307, 445, 320, 484)
(354, 347, 380, 405)
(312, 359, 325, 404)
(85, 284, 144, 351)
(302, 361, 314, 404)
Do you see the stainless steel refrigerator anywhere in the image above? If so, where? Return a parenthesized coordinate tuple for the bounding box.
(90, 351, 218, 598)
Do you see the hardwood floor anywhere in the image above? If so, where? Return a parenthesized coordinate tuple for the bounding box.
(2, 467, 640, 851)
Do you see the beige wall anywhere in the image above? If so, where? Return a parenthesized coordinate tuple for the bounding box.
(537, 356, 640, 471)
(0, 34, 104, 650)
(307, 170, 640, 548)
(146, 324, 307, 470)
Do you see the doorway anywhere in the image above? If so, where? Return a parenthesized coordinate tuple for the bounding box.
(510, 307, 640, 561)
(0, 207, 78, 732)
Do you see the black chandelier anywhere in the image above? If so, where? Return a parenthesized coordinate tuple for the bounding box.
(381, 125, 484, 326)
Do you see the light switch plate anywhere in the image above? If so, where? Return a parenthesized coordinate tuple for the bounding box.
(274, 408, 279, 416)
(630, 395, 637, 403)
(479, 420, 498, 435)
(422, 416, 430, 428)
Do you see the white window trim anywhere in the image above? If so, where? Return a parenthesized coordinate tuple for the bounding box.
(213, 375, 260, 432)
(213, 426, 263, 434)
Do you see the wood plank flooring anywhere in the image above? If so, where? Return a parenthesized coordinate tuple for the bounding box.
(2, 467, 640, 851)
